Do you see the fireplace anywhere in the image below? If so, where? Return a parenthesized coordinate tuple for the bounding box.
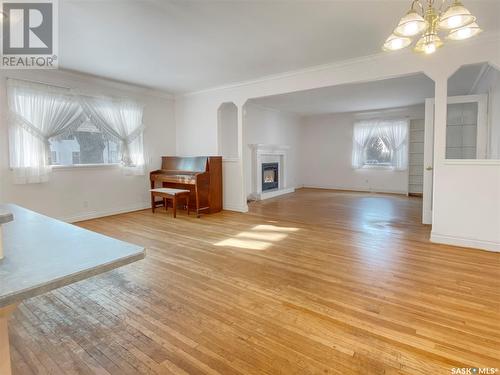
(249, 144, 294, 201)
(262, 162, 279, 191)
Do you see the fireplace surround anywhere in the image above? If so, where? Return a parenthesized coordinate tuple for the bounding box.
(249, 144, 295, 201)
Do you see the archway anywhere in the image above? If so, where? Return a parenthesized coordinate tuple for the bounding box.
(217, 102, 238, 159)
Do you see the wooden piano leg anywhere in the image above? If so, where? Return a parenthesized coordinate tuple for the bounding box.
(173, 196, 177, 218)
(186, 195, 190, 216)
(195, 187, 200, 218)
(150, 180, 155, 213)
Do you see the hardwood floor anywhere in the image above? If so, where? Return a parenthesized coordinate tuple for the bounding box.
(9, 189, 500, 374)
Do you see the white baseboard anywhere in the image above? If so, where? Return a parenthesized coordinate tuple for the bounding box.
(431, 232, 500, 253)
(250, 187, 295, 201)
(223, 203, 249, 213)
(302, 185, 408, 195)
(62, 202, 150, 223)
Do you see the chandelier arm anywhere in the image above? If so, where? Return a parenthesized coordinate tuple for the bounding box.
(437, 0, 449, 13)
(410, 0, 425, 15)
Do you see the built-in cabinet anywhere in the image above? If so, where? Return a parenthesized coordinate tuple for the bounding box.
(409, 119, 425, 194)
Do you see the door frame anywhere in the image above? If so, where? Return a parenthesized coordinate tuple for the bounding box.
(423, 98, 434, 225)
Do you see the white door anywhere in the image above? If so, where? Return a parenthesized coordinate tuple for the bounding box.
(422, 95, 488, 225)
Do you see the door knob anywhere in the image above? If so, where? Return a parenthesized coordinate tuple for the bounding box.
(426, 166, 433, 171)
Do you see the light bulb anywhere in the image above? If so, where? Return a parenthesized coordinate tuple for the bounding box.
(424, 43, 436, 54)
(448, 22, 482, 40)
(403, 22, 419, 35)
(391, 38, 404, 49)
(439, 2, 475, 30)
(456, 27, 472, 39)
(447, 15, 465, 29)
(394, 10, 427, 37)
(383, 34, 411, 51)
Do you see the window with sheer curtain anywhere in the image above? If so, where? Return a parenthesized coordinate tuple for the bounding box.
(7, 79, 145, 184)
(352, 119, 409, 170)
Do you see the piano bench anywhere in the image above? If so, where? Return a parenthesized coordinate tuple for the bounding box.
(150, 188, 191, 218)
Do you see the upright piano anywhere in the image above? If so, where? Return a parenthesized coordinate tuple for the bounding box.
(150, 156, 222, 217)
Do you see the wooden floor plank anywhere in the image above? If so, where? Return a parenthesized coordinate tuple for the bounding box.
(9, 189, 500, 374)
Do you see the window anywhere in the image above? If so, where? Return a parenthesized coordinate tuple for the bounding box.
(49, 120, 121, 166)
(352, 119, 409, 170)
(7, 78, 145, 184)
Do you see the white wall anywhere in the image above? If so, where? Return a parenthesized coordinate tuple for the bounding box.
(175, 34, 500, 252)
(300, 105, 425, 195)
(243, 103, 301, 198)
(0, 70, 175, 222)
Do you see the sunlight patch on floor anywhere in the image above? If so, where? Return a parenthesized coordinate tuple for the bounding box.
(214, 224, 299, 250)
(236, 231, 288, 241)
(214, 238, 271, 250)
(252, 224, 299, 232)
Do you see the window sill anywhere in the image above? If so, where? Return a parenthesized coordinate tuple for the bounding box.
(51, 163, 121, 171)
(360, 165, 395, 170)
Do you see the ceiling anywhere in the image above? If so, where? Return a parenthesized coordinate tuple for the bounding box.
(60, 0, 500, 94)
(249, 63, 489, 116)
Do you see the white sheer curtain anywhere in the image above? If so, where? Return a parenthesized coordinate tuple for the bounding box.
(377, 119, 409, 170)
(7, 79, 84, 184)
(352, 119, 409, 170)
(7, 79, 146, 183)
(352, 121, 375, 168)
(79, 96, 145, 175)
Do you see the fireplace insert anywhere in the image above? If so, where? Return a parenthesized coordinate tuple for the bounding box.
(262, 162, 279, 191)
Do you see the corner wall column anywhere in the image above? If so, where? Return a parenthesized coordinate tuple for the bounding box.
(237, 102, 249, 212)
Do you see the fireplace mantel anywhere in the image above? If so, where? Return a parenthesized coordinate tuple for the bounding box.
(249, 144, 294, 201)
(249, 144, 291, 153)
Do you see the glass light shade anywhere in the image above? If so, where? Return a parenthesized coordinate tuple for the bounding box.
(394, 10, 428, 37)
(439, 2, 476, 30)
(447, 22, 482, 40)
(383, 34, 412, 51)
(414, 34, 443, 54)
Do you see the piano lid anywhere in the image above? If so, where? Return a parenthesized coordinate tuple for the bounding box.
(161, 156, 208, 172)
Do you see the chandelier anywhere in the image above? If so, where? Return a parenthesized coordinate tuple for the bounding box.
(383, 0, 481, 54)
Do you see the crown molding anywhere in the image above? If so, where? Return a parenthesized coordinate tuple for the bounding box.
(16, 68, 176, 100)
(179, 31, 500, 99)
(179, 50, 399, 98)
(60, 69, 175, 100)
(244, 102, 303, 117)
